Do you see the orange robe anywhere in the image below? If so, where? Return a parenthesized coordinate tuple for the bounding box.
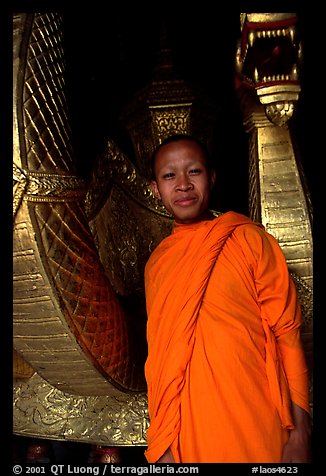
(144, 211, 310, 463)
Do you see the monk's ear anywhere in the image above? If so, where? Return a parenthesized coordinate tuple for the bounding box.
(210, 168, 216, 190)
(151, 180, 161, 200)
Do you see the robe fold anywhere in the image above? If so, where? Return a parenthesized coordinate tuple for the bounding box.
(144, 211, 310, 463)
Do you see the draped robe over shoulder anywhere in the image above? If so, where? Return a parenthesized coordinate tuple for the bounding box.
(144, 211, 309, 463)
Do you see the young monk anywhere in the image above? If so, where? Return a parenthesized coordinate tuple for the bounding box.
(144, 134, 311, 463)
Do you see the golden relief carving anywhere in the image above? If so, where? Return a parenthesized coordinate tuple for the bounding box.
(85, 140, 169, 220)
(151, 106, 191, 135)
(86, 139, 173, 299)
(89, 184, 172, 297)
(14, 373, 148, 445)
(265, 101, 295, 126)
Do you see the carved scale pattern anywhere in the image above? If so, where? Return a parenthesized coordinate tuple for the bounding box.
(13, 13, 144, 393)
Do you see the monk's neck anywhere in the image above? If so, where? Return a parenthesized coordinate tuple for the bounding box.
(174, 211, 216, 226)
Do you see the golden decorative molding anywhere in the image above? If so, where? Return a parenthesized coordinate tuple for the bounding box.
(13, 164, 86, 200)
(13, 163, 86, 221)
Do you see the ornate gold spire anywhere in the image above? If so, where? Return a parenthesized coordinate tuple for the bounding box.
(120, 21, 217, 178)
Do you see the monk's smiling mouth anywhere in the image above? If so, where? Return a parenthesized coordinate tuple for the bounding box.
(174, 196, 198, 207)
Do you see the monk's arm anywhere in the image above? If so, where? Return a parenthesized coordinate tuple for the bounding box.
(156, 447, 175, 463)
(276, 326, 311, 461)
(242, 226, 311, 461)
(282, 401, 312, 463)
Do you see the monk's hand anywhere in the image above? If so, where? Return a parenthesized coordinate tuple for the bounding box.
(282, 402, 311, 463)
(282, 428, 311, 462)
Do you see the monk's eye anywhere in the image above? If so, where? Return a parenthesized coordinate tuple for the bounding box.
(162, 172, 175, 179)
(189, 169, 201, 175)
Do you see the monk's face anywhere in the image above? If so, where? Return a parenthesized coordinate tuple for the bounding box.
(151, 139, 216, 224)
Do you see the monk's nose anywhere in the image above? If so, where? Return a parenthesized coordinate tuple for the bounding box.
(176, 176, 192, 191)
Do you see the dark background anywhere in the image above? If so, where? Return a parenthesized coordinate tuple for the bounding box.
(61, 9, 313, 216)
